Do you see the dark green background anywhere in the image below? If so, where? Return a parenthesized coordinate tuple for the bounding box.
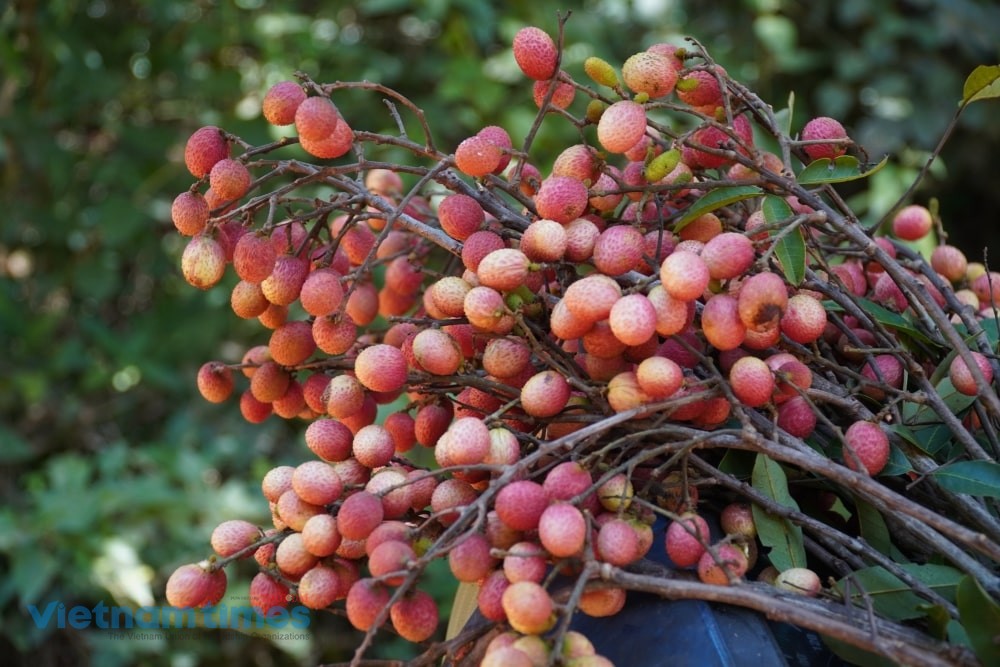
(2, 1, 998, 664)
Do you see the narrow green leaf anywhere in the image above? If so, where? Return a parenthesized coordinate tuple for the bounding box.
(961, 65, 1000, 106)
(797, 154, 889, 185)
(854, 498, 906, 561)
(750, 454, 806, 571)
(834, 564, 962, 621)
(957, 575, 1000, 666)
(823, 297, 935, 346)
(761, 195, 806, 285)
(674, 185, 762, 230)
(931, 461, 1000, 498)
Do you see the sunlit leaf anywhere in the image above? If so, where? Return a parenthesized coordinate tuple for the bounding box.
(931, 461, 1000, 498)
(961, 65, 1000, 106)
(797, 154, 889, 185)
(674, 185, 763, 230)
(750, 454, 806, 571)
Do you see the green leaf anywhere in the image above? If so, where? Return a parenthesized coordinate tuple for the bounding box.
(761, 195, 806, 285)
(750, 454, 806, 571)
(762, 194, 793, 222)
(820, 637, 900, 667)
(961, 65, 1000, 106)
(823, 297, 935, 347)
(957, 575, 1000, 666)
(674, 185, 763, 230)
(797, 154, 889, 185)
(854, 498, 907, 562)
(931, 461, 1000, 498)
(834, 564, 963, 621)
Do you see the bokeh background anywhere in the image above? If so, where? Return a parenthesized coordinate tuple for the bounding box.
(2, 0, 998, 665)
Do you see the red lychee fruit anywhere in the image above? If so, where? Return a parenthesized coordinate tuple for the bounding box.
(181, 234, 227, 290)
(538, 503, 587, 558)
(294, 96, 340, 142)
(594, 224, 645, 276)
(496, 480, 549, 532)
(949, 350, 994, 396)
(697, 542, 749, 584)
(729, 355, 775, 407)
(512, 27, 559, 81)
(842, 420, 890, 475)
(534, 175, 589, 224)
(665, 513, 710, 568)
(892, 204, 933, 242)
(502, 581, 555, 635)
(171, 191, 210, 237)
(262, 81, 306, 126)
(455, 135, 502, 177)
(801, 116, 849, 162)
(390, 590, 439, 642)
(184, 126, 229, 178)
(520, 370, 571, 418)
(622, 50, 678, 99)
(597, 100, 647, 154)
(660, 250, 710, 302)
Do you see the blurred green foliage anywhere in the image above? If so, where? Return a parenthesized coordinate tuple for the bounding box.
(1, 0, 997, 665)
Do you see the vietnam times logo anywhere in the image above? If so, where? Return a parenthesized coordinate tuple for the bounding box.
(26, 601, 311, 630)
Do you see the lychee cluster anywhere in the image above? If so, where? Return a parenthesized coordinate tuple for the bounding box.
(162, 19, 999, 667)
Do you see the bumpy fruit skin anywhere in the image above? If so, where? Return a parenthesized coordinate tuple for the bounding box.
(801, 116, 849, 162)
(294, 96, 340, 142)
(209, 158, 252, 203)
(495, 480, 549, 531)
(249, 571, 289, 616)
(502, 581, 555, 635)
(171, 191, 210, 236)
(210, 519, 259, 558)
(262, 81, 306, 126)
(166, 563, 216, 608)
(891, 204, 933, 241)
(538, 503, 587, 557)
(355, 343, 408, 393)
(701, 232, 754, 280)
(665, 513, 709, 568)
(437, 193, 484, 241)
(597, 100, 647, 154)
(697, 543, 748, 585)
(534, 175, 589, 224)
(729, 357, 774, 408)
(660, 250, 710, 302)
(390, 590, 439, 642)
(622, 51, 678, 98)
(454, 135, 502, 177)
(184, 126, 229, 178)
(512, 26, 558, 81)
(520, 369, 571, 418)
(197, 361, 234, 403)
(842, 421, 890, 475)
(533, 75, 576, 109)
(181, 234, 227, 290)
(949, 351, 994, 396)
(297, 565, 340, 609)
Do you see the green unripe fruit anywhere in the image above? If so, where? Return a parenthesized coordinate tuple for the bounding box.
(584, 56, 619, 88)
(644, 148, 682, 182)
